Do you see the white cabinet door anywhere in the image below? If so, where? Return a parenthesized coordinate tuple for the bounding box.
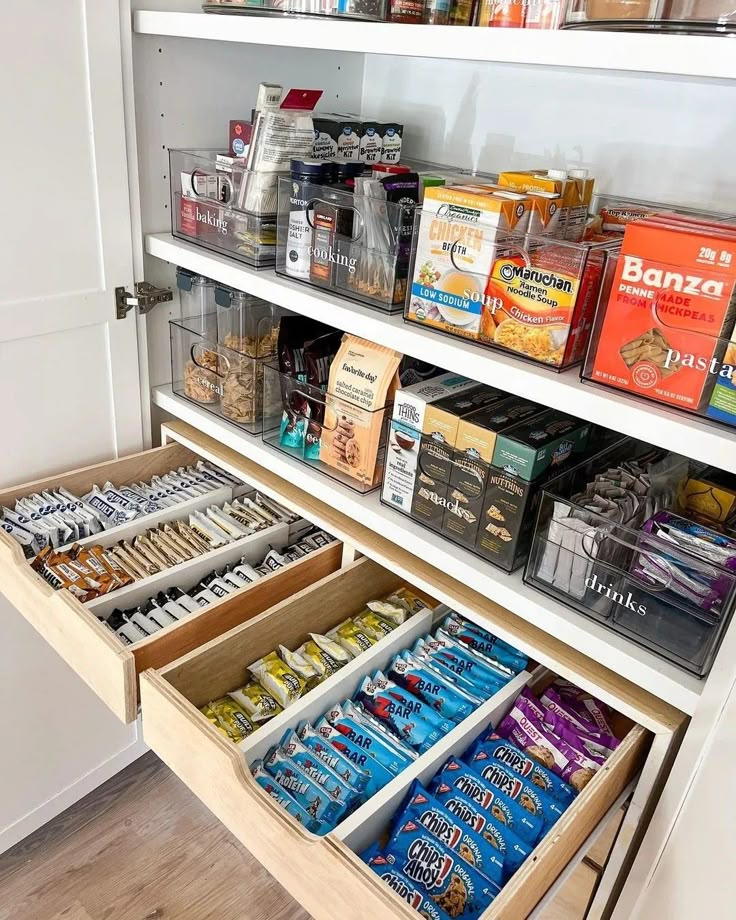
(0, 0, 146, 854)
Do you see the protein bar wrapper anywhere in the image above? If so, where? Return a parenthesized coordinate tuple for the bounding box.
(313, 718, 395, 797)
(431, 780, 531, 878)
(321, 702, 413, 775)
(263, 746, 346, 828)
(249, 650, 308, 709)
(279, 729, 362, 810)
(356, 674, 448, 754)
(383, 818, 499, 920)
(297, 721, 371, 794)
(251, 760, 323, 834)
(389, 651, 478, 724)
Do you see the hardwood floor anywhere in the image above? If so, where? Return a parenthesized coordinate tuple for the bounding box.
(0, 752, 614, 920)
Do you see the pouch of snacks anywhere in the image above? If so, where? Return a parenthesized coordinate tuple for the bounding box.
(430, 780, 531, 878)
(263, 746, 346, 828)
(297, 721, 371, 794)
(548, 679, 614, 734)
(249, 650, 307, 708)
(320, 335, 402, 487)
(342, 699, 418, 764)
(250, 760, 323, 834)
(543, 709, 619, 759)
(388, 651, 476, 724)
(229, 681, 283, 723)
(433, 757, 544, 846)
(383, 818, 499, 920)
(202, 697, 255, 743)
(363, 852, 453, 920)
(395, 781, 505, 887)
(419, 634, 508, 697)
(472, 734, 576, 806)
(327, 618, 376, 656)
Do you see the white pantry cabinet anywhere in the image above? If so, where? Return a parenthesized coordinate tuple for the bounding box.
(0, 1, 735, 918)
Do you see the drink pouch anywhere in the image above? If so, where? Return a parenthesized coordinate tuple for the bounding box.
(249, 650, 307, 708)
(430, 780, 531, 878)
(250, 759, 324, 834)
(383, 819, 499, 920)
(472, 734, 576, 806)
(433, 757, 544, 845)
(366, 598, 409, 626)
(364, 852, 454, 920)
(297, 721, 370, 794)
(412, 639, 487, 702)
(396, 781, 505, 887)
(296, 633, 350, 679)
(280, 728, 362, 808)
(320, 703, 409, 775)
(388, 651, 476, 723)
(229, 681, 283, 722)
(355, 674, 446, 754)
(442, 613, 528, 674)
(263, 746, 346, 828)
(353, 610, 396, 640)
(205, 696, 256, 743)
(326, 619, 376, 656)
(313, 719, 394, 797)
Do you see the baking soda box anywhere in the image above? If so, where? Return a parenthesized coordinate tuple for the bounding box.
(589, 216, 736, 413)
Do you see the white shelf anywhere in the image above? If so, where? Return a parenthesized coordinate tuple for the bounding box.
(134, 11, 736, 81)
(153, 383, 703, 717)
(147, 232, 736, 475)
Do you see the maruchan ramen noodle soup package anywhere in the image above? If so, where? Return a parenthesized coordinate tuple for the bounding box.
(407, 186, 530, 342)
(480, 237, 614, 368)
(589, 216, 736, 413)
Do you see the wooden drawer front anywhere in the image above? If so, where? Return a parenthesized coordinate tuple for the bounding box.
(0, 442, 342, 722)
(140, 556, 650, 920)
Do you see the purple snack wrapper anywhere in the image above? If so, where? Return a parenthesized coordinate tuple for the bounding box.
(544, 709, 615, 761)
(551, 680, 615, 735)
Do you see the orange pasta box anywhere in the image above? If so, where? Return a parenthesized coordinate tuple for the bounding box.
(589, 218, 736, 412)
(407, 185, 530, 342)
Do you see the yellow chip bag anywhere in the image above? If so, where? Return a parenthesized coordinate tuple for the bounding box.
(249, 651, 306, 709)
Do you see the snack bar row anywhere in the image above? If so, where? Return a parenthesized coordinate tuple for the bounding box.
(202, 587, 432, 742)
(362, 680, 620, 919)
(101, 526, 335, 646)
(0, 460, 235, 556)
(243, 612, 528, 834)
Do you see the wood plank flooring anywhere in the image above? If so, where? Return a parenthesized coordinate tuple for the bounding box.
(0, 752, 611, 920)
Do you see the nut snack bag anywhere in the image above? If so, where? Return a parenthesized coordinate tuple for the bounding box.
(589, 216, 736, 412)
(320, 335, 402, 487)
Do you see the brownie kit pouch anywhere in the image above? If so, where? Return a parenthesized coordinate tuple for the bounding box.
(476, 410, 593, 571)
(320, 335, 402, 488)
(412, 385, 509, 532)
(587, 214, 736, 419)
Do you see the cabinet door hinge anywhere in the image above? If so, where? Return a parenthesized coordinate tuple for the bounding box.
(116, 282, 173, 319)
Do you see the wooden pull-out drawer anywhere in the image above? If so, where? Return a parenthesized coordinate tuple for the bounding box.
(140, 556, 650, 920)
(0, 442, 342, 722)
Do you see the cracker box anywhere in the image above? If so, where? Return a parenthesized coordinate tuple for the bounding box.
(589, 217, 736, 413)
(382, 373, 477, 515)
(442, 396, 546, 548)
(406, 186, 530, 342)
(411, 385, 508, 531)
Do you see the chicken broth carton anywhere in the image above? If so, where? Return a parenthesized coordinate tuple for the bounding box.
(590, 216, 736, 413)
(407, 185, 530, 342)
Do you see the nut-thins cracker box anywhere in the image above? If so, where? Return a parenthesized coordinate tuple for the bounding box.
(589, 216, 736, 413)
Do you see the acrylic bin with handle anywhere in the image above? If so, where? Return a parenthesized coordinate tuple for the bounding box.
(170, 148, 279, 269)
(261, 362, 392, 494)
(202, 0, 388, 22)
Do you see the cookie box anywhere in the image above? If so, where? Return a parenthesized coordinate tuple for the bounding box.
(0, 439, 343, 721)
(140, 557, 650, 920)
(262, 361, 393, 494)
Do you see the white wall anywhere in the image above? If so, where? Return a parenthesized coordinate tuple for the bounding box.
(362, 57, 736, 211)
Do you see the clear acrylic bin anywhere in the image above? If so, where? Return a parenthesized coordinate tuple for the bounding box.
(275, 176, 417, 314)
(202, 0, 388, 22)
(262, 362, 392, 493)
(587, 192, 736, 240)
(404, 222, 621, 370)
(170, 149, 278, 268)
(564, 0, 735, 33)
(170, 298, 281, 434)
(523, 438, 736, 677)
(476, 0, 566, 28)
